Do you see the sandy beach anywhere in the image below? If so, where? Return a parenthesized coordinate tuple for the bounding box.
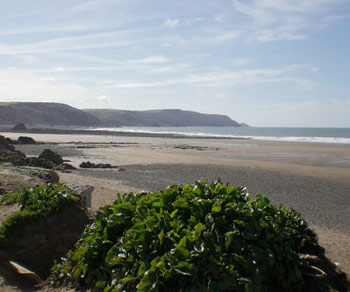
(2, 131, 350, 275)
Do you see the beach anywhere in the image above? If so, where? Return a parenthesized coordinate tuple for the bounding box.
(3, 131, 350, 275)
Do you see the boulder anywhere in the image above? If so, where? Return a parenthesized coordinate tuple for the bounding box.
(8, 261, 42, 285)
(79, 161, 114, 169)
(0, 135, 15, 151)
(17, 136, 36, 144)
(12, 123, 27, 131)
(0, 149, 26, 165)
(45, 170, 60, 184)
(70, 185, 94, 208)
(5, 137, 15, 145)
(38, 149, 63, 165)
(24, 157, 56, 169)
(1, 203, 89, 279)
(55, 163, 76, 171)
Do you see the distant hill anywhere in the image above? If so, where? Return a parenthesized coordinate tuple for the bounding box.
(0, 102, 101, 127)
(84, 109, 241, 127)
(240, 123, 250, 127)
(0, 102, 242, 127)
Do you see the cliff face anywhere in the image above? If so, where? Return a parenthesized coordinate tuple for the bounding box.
(0, 102, 241, 127)
(0, 102, 101, 127)
(84, 109, 241, 127)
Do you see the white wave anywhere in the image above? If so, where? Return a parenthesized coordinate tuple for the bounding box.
(250, 136, 350, 144)
(90, 127, 350, 144)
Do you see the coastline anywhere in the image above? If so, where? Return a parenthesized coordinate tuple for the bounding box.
(1, 130, 350, 275)
(0, 127, 250, 140)
(2, 126, 350, 144)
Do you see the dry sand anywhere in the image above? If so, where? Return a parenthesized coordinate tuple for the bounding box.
(3, 132, 350, 275)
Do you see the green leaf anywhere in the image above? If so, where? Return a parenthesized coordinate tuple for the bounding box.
(95, 280, 107, 289)
(174, 198, 189, 208)
(170, 209, 179, 218)
(194, 223, 204, 240)
(136, 276, 153, 292)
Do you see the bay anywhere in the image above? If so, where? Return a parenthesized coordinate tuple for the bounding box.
(94, 126, 350, 144)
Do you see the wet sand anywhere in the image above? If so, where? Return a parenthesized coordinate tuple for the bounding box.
(3, 131, 350, 274)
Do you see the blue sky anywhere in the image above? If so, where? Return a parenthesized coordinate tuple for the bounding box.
(0, 0, 349, 127)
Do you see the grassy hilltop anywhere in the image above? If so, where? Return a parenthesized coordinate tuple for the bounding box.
(0, 102, 241, 128)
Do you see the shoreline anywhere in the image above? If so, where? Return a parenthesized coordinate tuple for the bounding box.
(1, 126, 350, 145)
(0, 127, 250, 140)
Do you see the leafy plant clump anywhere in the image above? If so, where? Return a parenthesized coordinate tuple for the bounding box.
(0, 184, 80, 246)
(51, 180, 314, 292)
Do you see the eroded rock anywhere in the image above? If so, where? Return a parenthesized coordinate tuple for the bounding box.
(38, 149, 63, 166)
(0, 203, 89, 279)
(16, 136, 36, 145)
(71, 185, 94, 208)
(79, 161, 115, 169)
(12, 123, 27, 131)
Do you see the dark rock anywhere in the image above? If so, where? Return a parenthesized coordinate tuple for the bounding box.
(55, 163, 76, 171)
(70, 185, 94, 208)
(45, 170, 60, 183)
(79, 161, 114, 168)
(24, 157, 56, 169)
(38, 149, 63, 165)
(0, 149, 26, 165)
(0, 135, 15, 151)
(97, 163, 112, 168)
(79, 161, 93, 168)
(5, 137, 16, 145)
(12, 123, 27, 131)
(0, 203, 89, 279)
(17, 136, 36, 144)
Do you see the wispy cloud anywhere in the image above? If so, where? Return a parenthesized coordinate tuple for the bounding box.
(231, 58, 251, 66)
(15, 55, 40, 64)
(0, 24, 97, 36)
(103, 80, 177, 88)
(97, 95, 110, 102)
(0, 68, 88, 103)
(50, 55, 177, 74)
(164, 18, 179, 27)
(99, 65, 315, 89)
(0, 30, 137, 55)
(70, 0, 121, 14)
(183, 69, 289, 87)
(162, 29, 241, 47)
(129, 56, 170, 64)
(233, 0, 347, 42)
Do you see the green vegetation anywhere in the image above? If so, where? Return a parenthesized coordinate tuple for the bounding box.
(0, 163, 50, 180)
(0, 102, 16, 106)
(0, 184, 79, 246)
(0, 102, 100, 126)
(84, 108, 240, 127)
(51, 180, 315, 292)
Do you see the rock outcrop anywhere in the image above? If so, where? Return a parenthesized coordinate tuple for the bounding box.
(0, 136, 74, 171)
(79, 161, 115, 169)
(0, 135, 15, 151)
(38, 149, 64, 165)
(0, 202, 89, 279)
(16, 136, 36, 144)
(12, 123, 27, 131)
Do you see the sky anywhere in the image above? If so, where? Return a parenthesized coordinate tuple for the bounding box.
(0, 0, 349, 127)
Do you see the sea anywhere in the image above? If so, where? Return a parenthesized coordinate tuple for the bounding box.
(93, 127, 350, 144)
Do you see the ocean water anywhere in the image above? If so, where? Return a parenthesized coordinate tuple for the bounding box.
(94, 127, 350, 144)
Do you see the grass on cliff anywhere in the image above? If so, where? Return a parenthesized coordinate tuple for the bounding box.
(51, 180, 320, 292)
(0, 102, 16, 106)
(0, 184, 79, 247)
